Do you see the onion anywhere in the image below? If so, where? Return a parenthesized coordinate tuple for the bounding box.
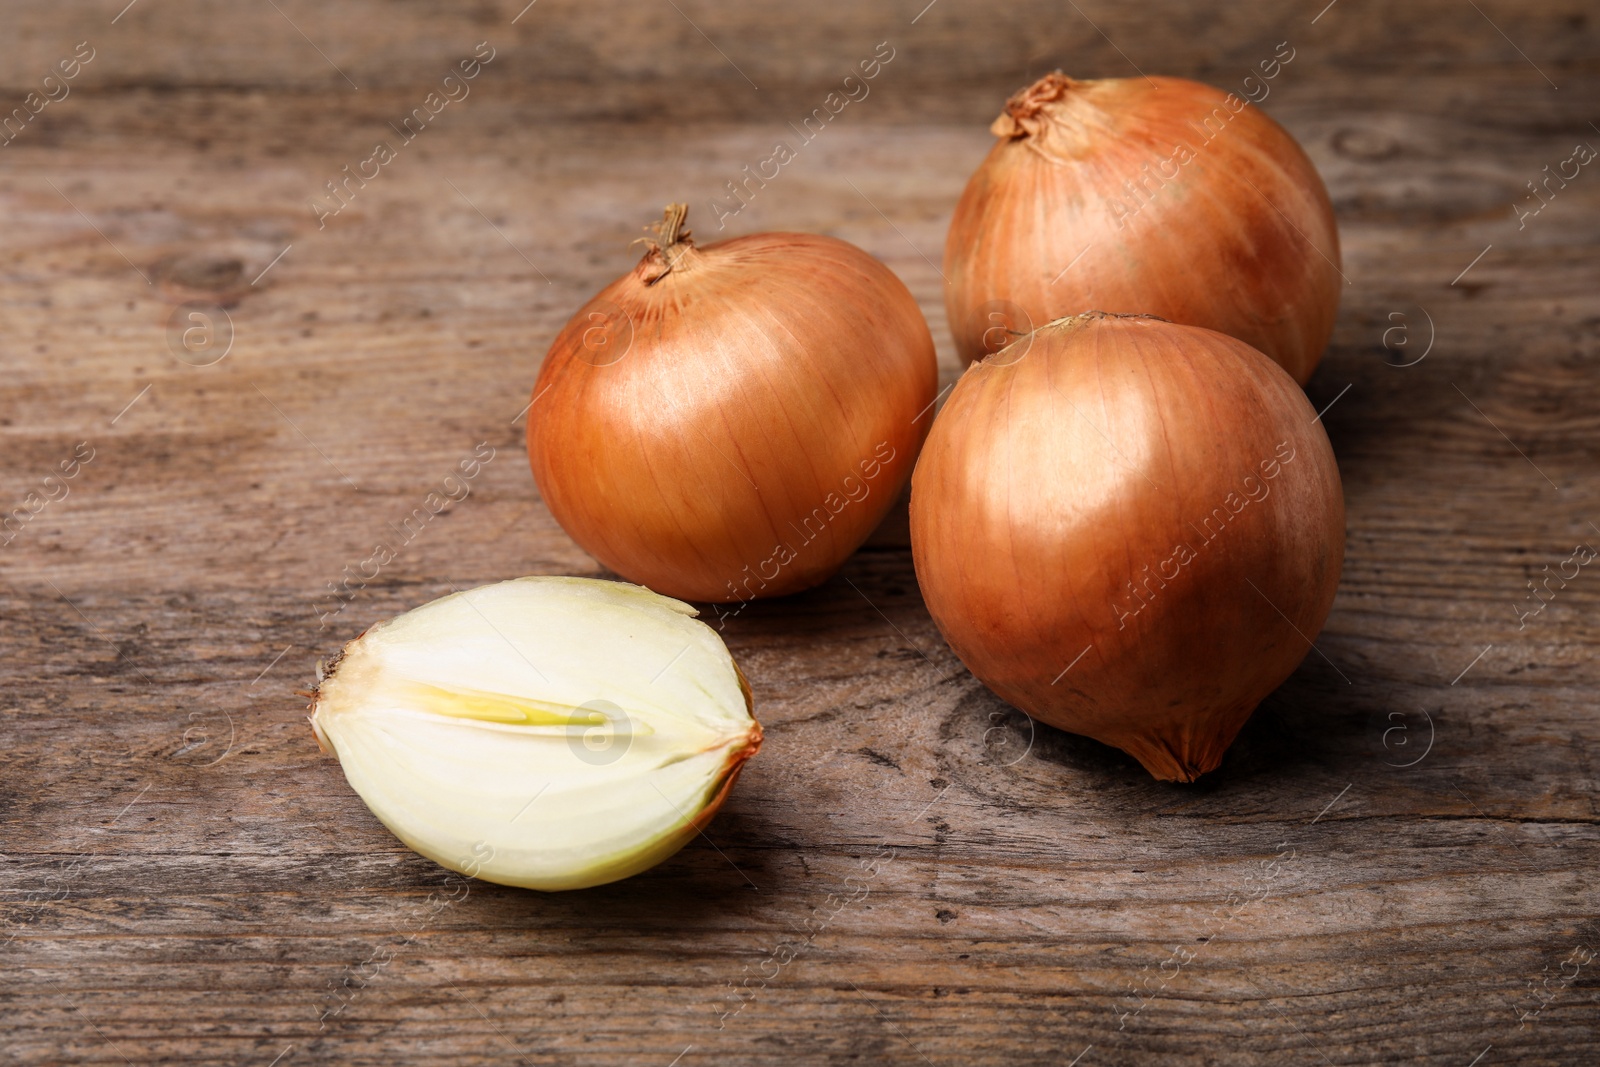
(310, 577, 761, 891)
(529, 205, 937, 603)
(944, 72, 1341, 384)
(909, 312, 1344, 781)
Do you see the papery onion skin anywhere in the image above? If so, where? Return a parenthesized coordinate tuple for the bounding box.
(529, 206, 937, 604)
(910, 313, 1344, 781)
(944, 72, 1341, 384)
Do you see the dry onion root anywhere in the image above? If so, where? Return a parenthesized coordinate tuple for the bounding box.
(944, 72, 1341, 383)
(528, 204, 938, 603)
(910, 313, 1344, 781)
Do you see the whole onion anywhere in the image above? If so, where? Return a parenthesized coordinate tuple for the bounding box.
(529, 205, 937, 604)
(910, 312, 1344, 781)
(944, 72, 1341, 384)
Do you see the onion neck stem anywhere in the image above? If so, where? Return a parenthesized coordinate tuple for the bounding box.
(993, 71, 1080, 141)
(637, 203, 697, 284)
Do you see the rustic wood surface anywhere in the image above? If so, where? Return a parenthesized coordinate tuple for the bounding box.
(2, 0, 1597, 1063)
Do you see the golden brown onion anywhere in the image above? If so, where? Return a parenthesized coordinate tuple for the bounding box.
(944, 73, 1341, 383)
(910, 313, 1344, 781)
(529, 205, 937, 603)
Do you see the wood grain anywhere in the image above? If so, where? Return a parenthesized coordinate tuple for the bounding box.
(2, 0, 1598, 1063)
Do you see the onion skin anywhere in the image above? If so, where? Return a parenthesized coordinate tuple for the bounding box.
(944, 73, 1341, 384)
(529, 206, 937, 604)
(910, 313, 1344, 781)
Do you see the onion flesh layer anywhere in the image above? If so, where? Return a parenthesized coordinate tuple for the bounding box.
(311, 577, 761, 890)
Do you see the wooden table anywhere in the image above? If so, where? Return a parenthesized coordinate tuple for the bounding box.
(3, 1, 1596, 1063)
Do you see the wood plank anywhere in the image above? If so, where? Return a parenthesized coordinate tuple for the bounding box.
(2, 0, 1598, 1063)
